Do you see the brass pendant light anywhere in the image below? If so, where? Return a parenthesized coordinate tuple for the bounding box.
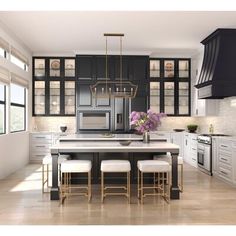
(90, 33, 138, 99)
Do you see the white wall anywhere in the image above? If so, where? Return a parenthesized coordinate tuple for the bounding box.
(0, 21, 32, 179)
(0, 132, 29, 179)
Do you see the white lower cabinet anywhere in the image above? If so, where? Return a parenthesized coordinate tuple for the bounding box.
(213, 138, 236, 186)
(170, 132, 184, 157)
(30, 132, 62, 163)
(183, 133, 198, 168)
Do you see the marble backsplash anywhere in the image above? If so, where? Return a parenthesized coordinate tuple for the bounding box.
(32, 117, 77, 133)
(31, 116, 197, 133)
(195, 97, 236, 135)
(31, 97, 236, 135)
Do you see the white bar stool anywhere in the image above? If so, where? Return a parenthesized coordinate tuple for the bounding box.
(101, 160, 131, 203)
(60, 160, 92, 204)
(137, 160, 171, 204)
(154, 153, 184, 192)
(42, 154, 69, 193)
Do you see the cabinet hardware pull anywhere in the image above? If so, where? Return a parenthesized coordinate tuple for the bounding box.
(36, 137, 46, 139)
(221, 158, 228, 161)
(35, 155, 44, 157)
(220, 170, 228, 175)
(36, 145, 46, 148)
(221, 145, 228, 148)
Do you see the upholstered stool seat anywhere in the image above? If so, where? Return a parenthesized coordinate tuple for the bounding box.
(137, 160, 171, 204)
(101, 160, 131, 172)
(42, 154, 70, 193)
(61, 160, 92, 173)
(100, 160, 131, 203)
(153, 154, 184, 192)
(137, 160, 170, 173)
(60, 160, 92, 204)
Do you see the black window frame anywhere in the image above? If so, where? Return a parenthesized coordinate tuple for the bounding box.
(10, 84, 26, 133)
(0, 84, 6, 135)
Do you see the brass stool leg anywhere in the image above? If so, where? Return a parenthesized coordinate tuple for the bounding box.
(88, 171, 91, 203)
(141, 171, 144, 204)
(167, 171, 170, 203)
(46, 164, 49, 188)
(42, 164, 44, 193)
(153, 173, 156, 194)
(66, 172, 69, 196)
(180, 164, 183, 192)
(157, 173, 160, 192)
(162, 172, 165, 197)
(127, 171, 130, 204)
(101, 171, 104, 203)
(137, 168, 140, 199)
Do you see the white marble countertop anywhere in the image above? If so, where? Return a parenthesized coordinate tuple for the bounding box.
(50, 140, 180, 154)
(211, 135, 236, 141)
(58, 133, 169, 141)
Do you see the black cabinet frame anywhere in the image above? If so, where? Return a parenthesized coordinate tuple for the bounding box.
(149, 58, 191, 117)
(32, 57, 76, 116)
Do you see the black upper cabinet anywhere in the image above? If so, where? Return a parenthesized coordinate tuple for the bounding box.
(77, 55, 149, 82)
(33, 57, 76, 116)
(149, 58, 191, 116)
(114, 56, 129, 80)
(77, 55, 95, 80)
(95, 55, 114, 80)
(129, 56, 148, 81)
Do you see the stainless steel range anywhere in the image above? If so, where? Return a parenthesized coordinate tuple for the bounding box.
(197, 134, 229, 175)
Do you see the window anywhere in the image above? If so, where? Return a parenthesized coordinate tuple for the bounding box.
(0, 84, 6, 134)
(10, 54, 28, 71)
(0, 37, 9, 59)
(10, 47, 29, 71)
(10, 84, 26, 132)
(0, 47, 5, 58)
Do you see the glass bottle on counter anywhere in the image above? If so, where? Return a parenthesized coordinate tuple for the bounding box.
(209, 124, 214, 134)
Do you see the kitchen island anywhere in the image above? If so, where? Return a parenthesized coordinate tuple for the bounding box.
(50, 135, 180, 200)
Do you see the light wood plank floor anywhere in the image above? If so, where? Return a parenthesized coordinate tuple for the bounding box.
(0, 163, 236, 225)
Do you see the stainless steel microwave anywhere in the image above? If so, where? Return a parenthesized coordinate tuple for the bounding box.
(78, 111, 110, 131)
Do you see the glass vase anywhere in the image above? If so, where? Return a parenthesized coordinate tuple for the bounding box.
(143, 131, 150, 143)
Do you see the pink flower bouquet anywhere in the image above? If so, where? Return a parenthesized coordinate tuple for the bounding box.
(130, 110, 166, 134)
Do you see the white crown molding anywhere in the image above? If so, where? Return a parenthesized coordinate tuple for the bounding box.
(0, 20, 32, 55)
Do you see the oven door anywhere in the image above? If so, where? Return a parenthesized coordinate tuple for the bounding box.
(78, 111, 110, 131)
(197, 142, 211, 172)
(197, 143, 205, 166)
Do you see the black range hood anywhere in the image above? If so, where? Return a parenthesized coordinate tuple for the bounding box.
(195, 28, 236, 99)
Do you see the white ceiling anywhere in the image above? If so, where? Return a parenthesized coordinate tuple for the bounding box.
(1, 11, 236, 56)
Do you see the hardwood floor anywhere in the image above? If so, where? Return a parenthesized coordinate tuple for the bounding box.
(0, 163, 236, 225)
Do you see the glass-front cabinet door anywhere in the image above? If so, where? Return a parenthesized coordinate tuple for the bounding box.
(149, 58, 191, 116)
(64, 59, 75, 77)
(33, 57, 76, 116)
(164, 60, 175, 78)
(49, 81, 60, 115)
(178, 60, 189, 78)
(34, 81, 45, 115)
(64, 81, 75, 115)
(49, 59, 61, 77)
(150, 60, 160, 78)
(178, 82, 189, 115)
(150, 82, 160, 113)
(164, 82, 175, 115)
(34, 59, 46, 77)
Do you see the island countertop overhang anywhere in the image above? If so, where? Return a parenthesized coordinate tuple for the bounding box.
(50, 140, 179, 154)
(58, 133, 168, 142)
